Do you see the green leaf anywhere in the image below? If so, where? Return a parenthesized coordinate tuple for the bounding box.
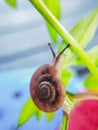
(61, 69, 74, 86)
(59, 8, 98, 67)
(46, 23, 58, 43)
(5, 0, 17, 8)
(68, 45, 98, 66)
(87, 45, 98, 66)
(18, 98, 43, 127)
(59, 8, 98, 52)
(43, 0, 61, 43)
(46, 112, 55, 121)
(84, 74, 98, 91)
(36, 110, 43, 121)
(70, 8, 98, 48)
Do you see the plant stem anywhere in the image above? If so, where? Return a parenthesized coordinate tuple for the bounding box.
(29, 0, 98, 80)
(65, 115, 68, 130)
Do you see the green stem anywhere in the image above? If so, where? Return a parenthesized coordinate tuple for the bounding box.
(61, 115, 69, 130)
(29, 0, 98, 80)
(65, 115, 68, 130)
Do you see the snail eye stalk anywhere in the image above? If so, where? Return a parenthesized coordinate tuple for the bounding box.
(48, 43, 56, 58)
(56, 44, 71, 60)
(48, 43, 71, 60)
(54, 44, 71, 67)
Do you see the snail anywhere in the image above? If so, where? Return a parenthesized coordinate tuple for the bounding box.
(30, 43, 70, 112)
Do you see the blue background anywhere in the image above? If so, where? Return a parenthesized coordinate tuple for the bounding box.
(0, 0, 98, 130)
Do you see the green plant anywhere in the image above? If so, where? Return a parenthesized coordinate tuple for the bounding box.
(5, 0, 98, 129)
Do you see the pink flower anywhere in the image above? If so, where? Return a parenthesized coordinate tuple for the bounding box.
(68, 100, 98, 130)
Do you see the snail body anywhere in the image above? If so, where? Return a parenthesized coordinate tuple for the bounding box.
(30, 44, 70, 112)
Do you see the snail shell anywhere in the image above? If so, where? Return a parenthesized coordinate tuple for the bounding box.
(30, 44, 70, 112)
(30, 64, 65, 112)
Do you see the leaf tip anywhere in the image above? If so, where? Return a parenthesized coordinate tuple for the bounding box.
(16, 125, 20, 129)
(17, 119, 22, 128)
(5, 0, 17, 8)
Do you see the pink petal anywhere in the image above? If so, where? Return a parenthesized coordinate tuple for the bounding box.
(68, 100, 98, 130)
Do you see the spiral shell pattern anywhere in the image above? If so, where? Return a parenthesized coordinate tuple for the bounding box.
(30, 64, 65, 112)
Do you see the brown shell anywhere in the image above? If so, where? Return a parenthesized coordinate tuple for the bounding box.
(30, 64, 65, 112)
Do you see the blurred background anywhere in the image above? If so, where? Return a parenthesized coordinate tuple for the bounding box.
(0, 0, 98, 130)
